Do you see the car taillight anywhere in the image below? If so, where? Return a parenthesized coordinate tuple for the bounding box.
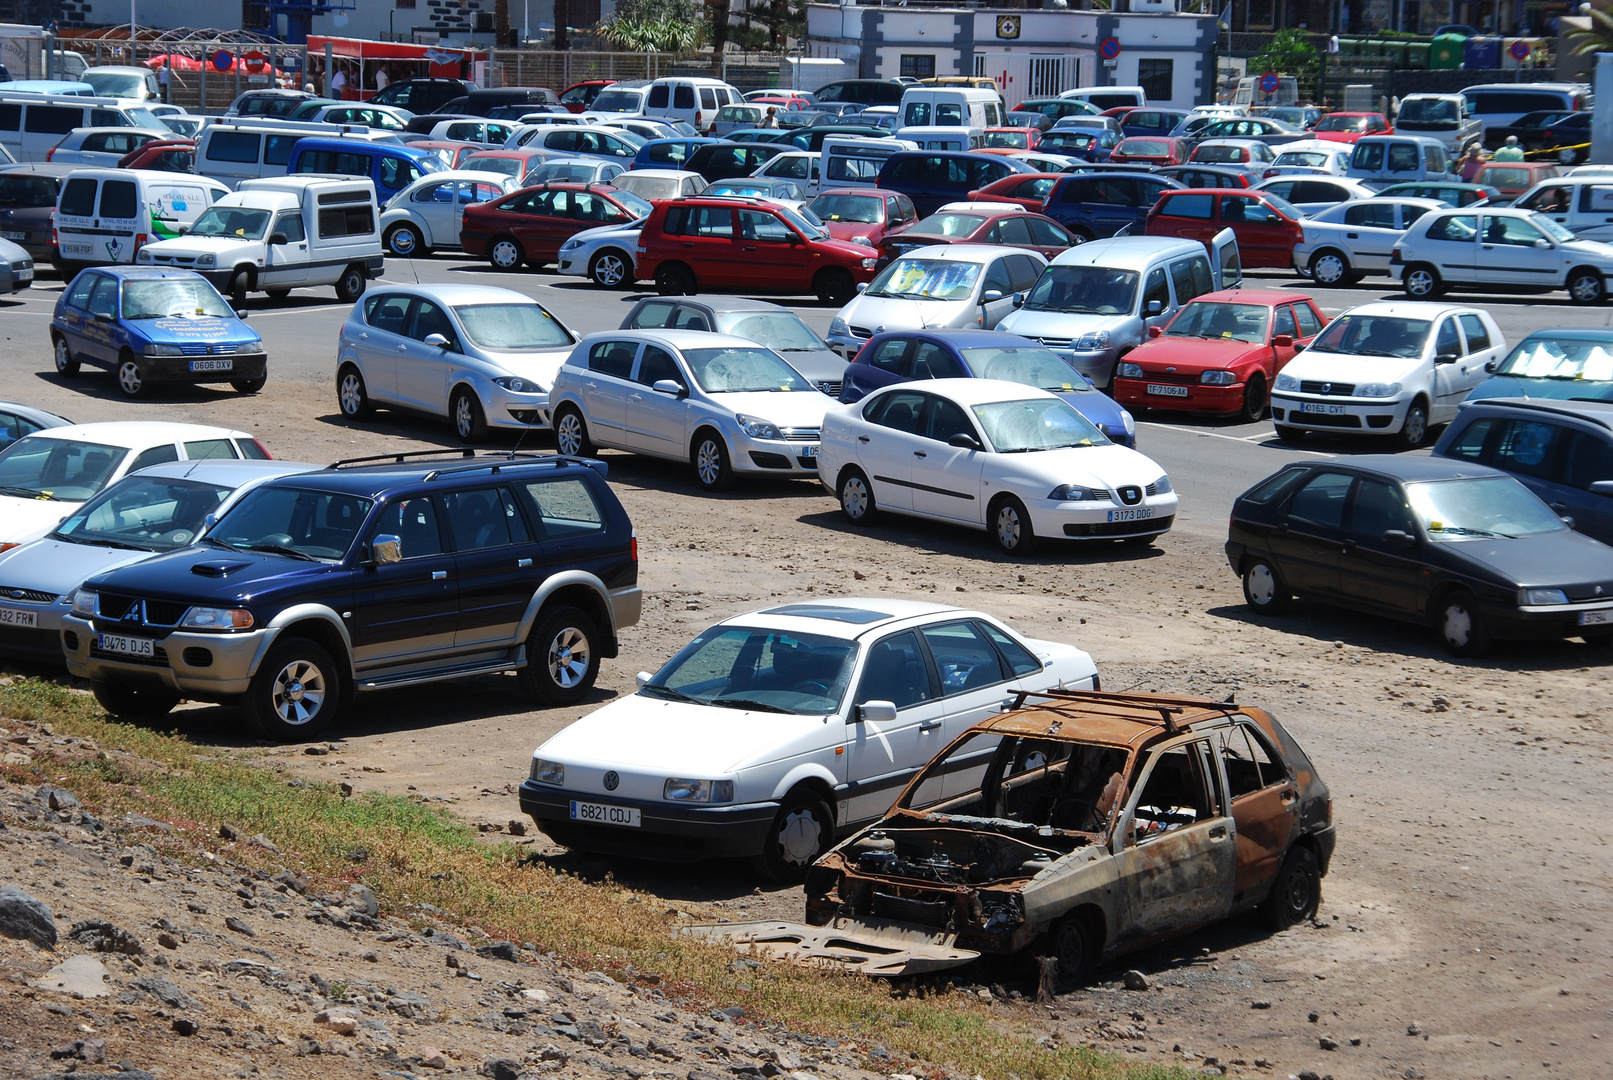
(694, 110, 702, 129)
(132, 233, 148, 258)
(630, 534, 638, 562)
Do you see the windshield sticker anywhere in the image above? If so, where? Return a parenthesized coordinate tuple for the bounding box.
(153, 317, 229, 336)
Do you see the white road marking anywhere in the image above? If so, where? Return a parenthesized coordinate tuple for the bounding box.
(1138, 421, 1336, 457)
(248, 304, 348, 317)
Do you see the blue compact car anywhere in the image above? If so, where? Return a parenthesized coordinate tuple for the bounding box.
(51, 267, 267, 399)
(631, 137, 727, 170)
(1467, 329, 1613, 405)
(838, 329, 1137, 446)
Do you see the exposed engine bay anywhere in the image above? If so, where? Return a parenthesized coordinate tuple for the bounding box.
(841, 824, 1086, 885)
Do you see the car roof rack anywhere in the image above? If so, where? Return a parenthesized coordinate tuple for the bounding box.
(1004, 688, 1240, 734)
(325, 449, 605, 479)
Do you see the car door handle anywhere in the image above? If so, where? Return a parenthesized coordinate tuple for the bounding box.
(1341, 538, 1356, 553)
(586, 381, 598, 390)
(857, 435, 870, 443)
(1549, 502, 1569, 514)
(630, 392, 643, 401)
(1346, 232, 1359, 238)
(517, 557, 533, 568)
(913, 450, 926, 458)
(397, 344, 408, 352)
(681, 241, 695, 248)
(357, 332, 368, 340)
(742, 245, 758, 252)
(431, 570, 447, 580)
(1208, 825, 1228, 839)
(918, 718, 943, 731)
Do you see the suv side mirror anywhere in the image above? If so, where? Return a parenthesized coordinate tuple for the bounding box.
(1435, 351, 1460, 364)
(1590, 480, 1613, 498)
(1272, 334, 1293, 348)
(857, 700, 898, 724)
(423, 333, 451, 349)
(1147, 299, 1163, 314)
(652, 378, 686, 396)
(947, 432, 981, 450)
(1381, 529, 1416, 548)
(370, 534, 402, 566)
(1534, 237, 1552, 249)
(268, 232, 288, 246)
(1012, 291, 1024, 308)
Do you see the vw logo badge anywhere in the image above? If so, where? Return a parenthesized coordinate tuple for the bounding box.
(602, 771, 620, 791)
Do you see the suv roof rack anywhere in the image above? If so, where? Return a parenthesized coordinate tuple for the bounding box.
(1004, 688, 1240, 734)
(326, 448, 607, 480)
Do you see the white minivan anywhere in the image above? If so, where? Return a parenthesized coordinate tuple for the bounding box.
(0, 91, 167, 162)
(641, 76, 745, 133)
(1058, 85, 1147, 112)
(895, 125, 983, 151)
(196, 119, 402, 188)
(821, 137, 915, 190)
(899, 86, 1003, 130)
(53, 169, 229, 276)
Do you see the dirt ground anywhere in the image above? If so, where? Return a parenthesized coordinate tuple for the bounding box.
(6, 376, 1612, 1080)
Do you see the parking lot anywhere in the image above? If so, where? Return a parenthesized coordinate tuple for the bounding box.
(3, 257, 1611, 1076)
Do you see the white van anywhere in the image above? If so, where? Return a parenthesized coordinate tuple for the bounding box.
(1233, 76, 1299, 108)
(0, 91, 167, 162)
(821, 137, 916, 190)
(898, 86, 1003, 130)
(138, 176, 384, 304)
(894, 125, 984, 151)
(750, 150, 822, 196)
(1057, 85, 1147, 111)
(196, 119, 403, 189)
(54, 169, 230, 275)
(80, 66, 161, 104)
(641, 76, 745, 133)
(1462, 82, 1591, 133)
(1345, 134, 1451, 190)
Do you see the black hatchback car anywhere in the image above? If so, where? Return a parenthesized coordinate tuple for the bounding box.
(60, 451, 641, 740)
(1226, 455, 1613, 656)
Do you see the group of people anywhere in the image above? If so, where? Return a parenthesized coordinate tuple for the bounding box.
(1456, 135, 1528, 182)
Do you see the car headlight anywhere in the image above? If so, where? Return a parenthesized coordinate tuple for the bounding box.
(861, 257, 878, 269)
(560, 238, 582, 251)
(663, 778, 734, 803)
(1121, 409, 1135, 436)
(851, 235, 874, 247)
(530, 759, 565, 786)
(195, 253, 216, 268)
(1519, 588, 1569, 606)
(1049, 484, 1107, 501)
(1153, 474, 1173, 494)
(179, 606, 254, 630)
(1117, 362, 1143, 378)
(1356, 381, 1402, 398)
(1275, 373, 1299, 391)
(143, 342, 184, 356)
(234, 339, 264, 354)
(829, 317, 848, 337)
(71, 588, 97, 617)
(136, 250, 154, 264)
(493, 376, 543, 393)
(736, 413, 780, 439)
(1201, 370, 1237, 386)
(1074, 330, 1111, 351)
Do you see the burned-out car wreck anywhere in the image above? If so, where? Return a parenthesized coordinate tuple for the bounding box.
(689, 691, 1335, 981)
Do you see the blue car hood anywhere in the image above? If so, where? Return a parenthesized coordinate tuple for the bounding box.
(1468, 374, 1613, 403)
(135, 314, 261, 347)
(83, 545, 340, 605)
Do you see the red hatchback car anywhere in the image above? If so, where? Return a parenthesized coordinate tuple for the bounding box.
(560, 80, 615, 113)
(636, 195, 880, 304)
(1146, 188, 1306, 270)
(460, 182, 654, 270)
(878, 205, 1075, 263)
(966, 172, 1065, 210)
(1312, 112, 1392, 144)
(1110, 136, 1189, 166)
(981, 126, 1041, 151)
(1113, 289, 1326, 422)
(806, 188, 919, 248)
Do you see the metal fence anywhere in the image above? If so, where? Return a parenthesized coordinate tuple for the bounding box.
(485, 49, 787, 92)
(48, 37, 310, 114)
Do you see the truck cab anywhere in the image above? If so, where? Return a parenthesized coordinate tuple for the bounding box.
(1394, 94, 1482, 158)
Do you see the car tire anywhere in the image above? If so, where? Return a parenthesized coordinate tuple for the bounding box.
(385, 222, 424, 258)
(264, 288, 292, 301)
(655, 262, 695, 296)
(1259, 846, 1321, 931)
(243, 637, 340, 742)
(334, 264, 367, 303)
(838, 468, 877, 524)
(1274, 424, 1305, 444)
(232, 377, 266, 394)
(488, 235, 524, 271)
(1308, 248, 1350, 286)
(751, 788, 834, 884)
(52, 334, 79, 377)
(337, 364, 373, 420)
(691, 428, 734, 492)
(516, 605, 601, 707)
(91, 680, 179, 720)
(228, 269, 251, 306)
(116, 355, 149, 399)
(1436, 589, 1490, 657)
(1567, 266, 1606, 305)
(989, 494, 1038, 556)
(1240, 374, 1267, 423)
(1402, 262, 1443, 299)
(1395, 397, 1430, 450)
(451, 386, 488, 444)
(1242, 558, 1291, 614)
(1049, 913, 1095, 992)
(554, 406, 595, 457)
(814, 267, 855, 306)
(588, 248, 632, 288)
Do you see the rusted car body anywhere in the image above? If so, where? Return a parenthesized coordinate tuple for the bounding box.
(690, 691, 1334, 979)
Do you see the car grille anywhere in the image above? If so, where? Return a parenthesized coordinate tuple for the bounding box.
(0, 626, 57, 650)
(96, 592, 187, 627)
(872, 890, 952, 928)
(849, 325, 874, 340)
(1295, 412, 1362, 428)
(780, 427, 820, 442)
(816, 380, 842, 397)
(0, 586, 56, 604)
(1038, 337, 1073, 349)
(1064, 514, 1175, 537)
(1300, 380, 1356, 396)
(177, 342, 237, 356)
(142, 253, 198, 267)
(1142, 371, 1196, 385)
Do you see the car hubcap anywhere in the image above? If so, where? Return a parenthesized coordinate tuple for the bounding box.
(1405, 409, 1426, 443)
(1314, 254, 1343, 283)
(696, 440, 722, 484)
(594, 255, 624, 286)
(392, 228, 416, 255)
(1444, 604, 1472, 647)
(118, 362, 141, 394)
(493, 241, 518, 268)
(271, 660, 325, 725)
(340, 374, 363, 414)
(1409, 271, 1432, 295)
(557, 414, 582, 455)
(1247, 564, 1276, 606)
(55, 340, 69, 371)
(547, 627, 590, 688)
(842, 477, 868, 518)
(1573, 275, 1601, 303)
(996, 506, 1021, 549)
(455, 396, 472, 437)
(778, 808, 821, 866)
(1284, 868, 1312, 914)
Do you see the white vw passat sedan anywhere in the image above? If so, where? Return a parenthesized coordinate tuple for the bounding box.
(519, 599, 1098, 880)
(1269, 301, 1503, 448)
(378, 171, 516, 257)
(1291, 197, 1445, 285)
(818, 378, 1178, 554)
(549, 330, 835, 492)
(335, 283, 579, 443)
(1393, 206, 1613, 305)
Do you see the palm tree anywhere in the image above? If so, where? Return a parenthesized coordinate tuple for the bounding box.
(1564, 1, 1613, 56)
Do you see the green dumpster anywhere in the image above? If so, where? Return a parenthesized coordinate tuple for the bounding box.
(1405, 41, 1430, 69)
(1337, 37, 1362, 58)
(1382, 41, 1408, 66)
(1429, 34, 1465, 69)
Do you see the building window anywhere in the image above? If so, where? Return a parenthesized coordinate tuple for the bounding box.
(396, 0, 416, 8)
(900, 54, 936, 80)
(1029, 56, 1064, 97)
(974, 54, 986, 77)
(1138, 58, 1174, 102)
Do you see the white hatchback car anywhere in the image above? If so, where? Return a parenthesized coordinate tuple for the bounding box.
(1262, 139, 1352, 179)
(519, 598, 1098, 879)
(1393, 205, 1613, 306)
(47, 127, 172, 167)
(1292, 197, 1446, 285)
(1252, 175, 1376, 215)
(379, 170, 516, 257)
(1270, 301, 1504, 448)
(819, 378, 1177, 554)
(608, 169, 707, 204)
(549, 329, 834, 491)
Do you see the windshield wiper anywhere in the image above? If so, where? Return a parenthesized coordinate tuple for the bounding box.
(1430, 526, 1500, 537)
(639, 683, 701, 705)
(0, 485, 53, 500)
(1351, 348, 1407, 358)
(709, 696, 794, 714)
(244, 542, 316, 561)
(88, 537, 154, 551)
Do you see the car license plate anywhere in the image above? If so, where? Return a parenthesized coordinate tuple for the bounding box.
(802, 445, 819, 457)
(1, 230, 24, 240)
(188, 359, 233, 372)
(61, 242, 92, 256)
(96, 633, 154, 658)
(1580, 609, 1612, 626)
(569, 800, 640, 828)
(16, 267, 32, 282)
(0, 606, 37, 628)
(1107, 507, 1155, 523)
(1302, 401, 1346, 415)
(1147, 384, 1189, 398)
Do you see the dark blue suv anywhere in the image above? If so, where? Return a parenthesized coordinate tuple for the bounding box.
(61, 451, 641, 741)
(1041, 172, 1182, 241)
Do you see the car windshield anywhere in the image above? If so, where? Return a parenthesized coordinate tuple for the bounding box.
(1397, 98, 1459, 125)
(0, 437, 124, 501)
(0, 174, 57, 208)
(714, 311, 827, 352)
(453, 303, 573, 350)
(907, 213, 987, 238)
(972, 397, 1109, 452)
(1317, 114, 1369, 132)
(1406, 477, 1566, 540)
(773, 203, 827, 239)
(187, 206, 271, 241)
(866, 257, 982, 301)
(1021, 265, 1138, 315)
(611, 190, 655, 219)
(1165, 301, 1270, 343)
(1496, 335, 1613, 380)
(984, 130, 1029, 148)
(52, 475, 233, 552)
(207, 486, 372, 561)
(121, 279, 235, 320)
(960, 346, 1092, 392)
(591, 89, 644, 112)
(82, 71, 146, 98)
(809, 193, 881, 224)
(617, 176, 682, 200)
(683, 346, 811, 393)
(641, 625, 857, 715)
(1310, 313, 1430, 358)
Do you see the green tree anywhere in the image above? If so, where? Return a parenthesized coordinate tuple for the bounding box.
(1250, 28, 1317, 76)
(596, 0, 710, 52)
(731, 0, 805, 51)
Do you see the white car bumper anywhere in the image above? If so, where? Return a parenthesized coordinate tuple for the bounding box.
(1037, 492, 1179, 539)
(1271, 391, 1410, 434)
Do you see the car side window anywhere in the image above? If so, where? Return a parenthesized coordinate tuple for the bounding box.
(670, 306, 709, 331)
(628, 301, 678, 329)
(1491, 420, 1566, 480)
(1286, 470, 1353, 529)
(374, 497, 444, 559)
(977, 620, 1042, 677)
(1293, 302, 1323, 338)
(1026, 218, 1068, 248)
(920, 621, 1006, 696)
(1005, 253, 1042, 291)
(442, 487, 526, 550)
(1435, 318, 1462, 359)
(924, 397, 975, 443)
(1426, 214, 1478, 242)
(1220, 726, 1265, 800)
(86, 275, 118, 319)
(367, 294, 412, 335)
(636, 345, 682, 387)
(409, 299, 458, 349)
(1444, 418, 1495, 462)
(911, 342, 966, 380)
(184, 439, 238, 460)
(588, 340, 638, 378)
(66, 274, 96, 310)
(1142, 267, 1170, 311)
(1274, 304, 1297, 339)
(856, 631, 934, 711)
(1168, 257, 1204, 306)
(1129, 738, 1221, 843)
(1349, 478, 1415, 538)
(1060, 177, 1096, 204)
(1562, 430, 1613, 490)
(688, 205, 733, 238)
(992, 216, 1033, 246)
(273, 212, 305, 243)
(982, 258, 1012, 298)
(127, 443, 179, 473)
(867, 338, 910, 376)
(1483, 214, 1543, 247)
(1458, 314, 1491, 353)
(866, 389, 926, 433)
(738, 209, 792, 243)
(520, 477, 605, 539)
